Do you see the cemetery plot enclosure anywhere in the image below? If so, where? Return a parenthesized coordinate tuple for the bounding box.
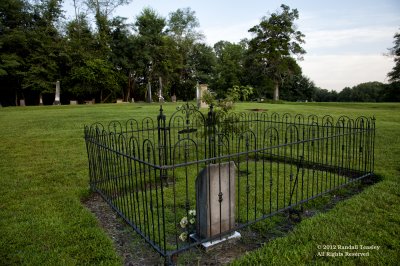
(84, 104, 375, 263)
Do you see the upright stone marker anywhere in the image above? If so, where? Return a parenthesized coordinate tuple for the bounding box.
(158, 76, 164, 103)
(196, 161, 236, 239)
(53, 80, 61, 105)
(196, 84, 209, 108)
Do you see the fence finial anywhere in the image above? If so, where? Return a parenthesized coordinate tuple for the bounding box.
(158, 105, 165, 121)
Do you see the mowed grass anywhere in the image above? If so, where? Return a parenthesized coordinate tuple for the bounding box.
(0, 102, 399, 265)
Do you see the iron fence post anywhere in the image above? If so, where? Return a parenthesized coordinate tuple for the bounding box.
(157, 105, 168, 254)
(207, 104, 216, 163)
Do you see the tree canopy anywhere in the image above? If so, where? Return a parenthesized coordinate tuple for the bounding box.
(247, 4, 305, 100)
(387, 30, 400, 83)
(0, 1, 397, 106)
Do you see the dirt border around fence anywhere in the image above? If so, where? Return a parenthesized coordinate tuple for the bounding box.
(83, 175, 378, 265)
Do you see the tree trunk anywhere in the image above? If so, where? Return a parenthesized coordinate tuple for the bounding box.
(124, 70, 134, 102)
(273, 81, 279, 101)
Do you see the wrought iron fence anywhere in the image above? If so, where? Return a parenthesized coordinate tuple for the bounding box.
(84, 103, 375, 263)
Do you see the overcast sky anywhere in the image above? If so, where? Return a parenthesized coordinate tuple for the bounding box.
(64, 0, 400, 91)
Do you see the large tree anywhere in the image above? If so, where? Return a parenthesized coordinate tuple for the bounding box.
(0, 0, 31, 105)
(108, 16, 135, 101)
(21, 0, 65, 104)
(70, 58, 123, 102)
(167, 8, 204, 99)
(387, 30, 400, 82)
(248, 4, 305, 101)
(133, 8, 173, 100)
(212, 41, 246, 96)
(280, 74, 316, 102)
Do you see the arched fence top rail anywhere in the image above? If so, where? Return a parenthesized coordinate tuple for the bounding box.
(85, 104, 375, 140)
(83, 104, 375, 264)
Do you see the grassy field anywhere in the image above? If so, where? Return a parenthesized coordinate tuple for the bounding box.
(0, 102, 399, 265)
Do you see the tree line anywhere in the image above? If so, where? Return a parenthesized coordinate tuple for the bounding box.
(1, 1, 399, 106)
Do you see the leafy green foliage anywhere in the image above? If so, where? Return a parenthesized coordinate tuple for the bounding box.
(280, 74, 316, 101)
(21, 0, 64, 94)
(387, 31, 400, 82)
(70, 58, 124, 101)
(312, 82, 400, 102)
(228, 85, 254, 101)
(212, 41, 246, 96)
(0, 0, 31, 105)
(167, 8, 207, 99)
(247, 4, 305, 101)
(0, 3, 398, 105)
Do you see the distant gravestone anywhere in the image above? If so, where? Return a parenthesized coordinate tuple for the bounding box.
(70, 100, 78, 105)
(196, 84, 209, 109)
(20, 99, 25, 106)
(158, 76, 164, 103)
(171, 94, 177, 103)
(196, 161, 236, 239)
(53, 81, 61, 105)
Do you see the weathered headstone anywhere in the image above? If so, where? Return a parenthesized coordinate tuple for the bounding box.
(196, 161, 236, 239)
(158, 76, 164, 103)
(196, 84, 209, 108)
(70, 100, 78, 105)
(171, 94, 177, 103)
(39, 94, 43, 106)
(19, 99, 25, 106)
(53, 80, 61, 105)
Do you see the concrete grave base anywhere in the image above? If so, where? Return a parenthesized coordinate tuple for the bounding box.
(190, 231, 241, 251)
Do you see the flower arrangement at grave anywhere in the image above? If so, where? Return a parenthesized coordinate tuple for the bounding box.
(179, 209, 196, 242)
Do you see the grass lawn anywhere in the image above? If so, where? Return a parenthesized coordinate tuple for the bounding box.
(1, 102, 399, 265)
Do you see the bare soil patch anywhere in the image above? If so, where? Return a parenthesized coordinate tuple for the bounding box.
(246, 108, 268, 112)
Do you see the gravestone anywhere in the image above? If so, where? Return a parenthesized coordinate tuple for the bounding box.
(39, 94, 43, 106)
(53, 81, 61, 105)
(158, 76, 164, 103)
(171, 94, 177, 103)
(20, 99, 25, 106)
(196, 161, 237, 239)
(70, 100, 78, 105)
(196, 84, 209, 108)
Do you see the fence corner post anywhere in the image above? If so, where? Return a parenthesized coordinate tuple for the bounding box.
(207, 104, 216, 162)
(157, 105, 168, 179)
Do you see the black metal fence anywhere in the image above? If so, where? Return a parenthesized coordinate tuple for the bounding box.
(84, 103, 375, 263)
